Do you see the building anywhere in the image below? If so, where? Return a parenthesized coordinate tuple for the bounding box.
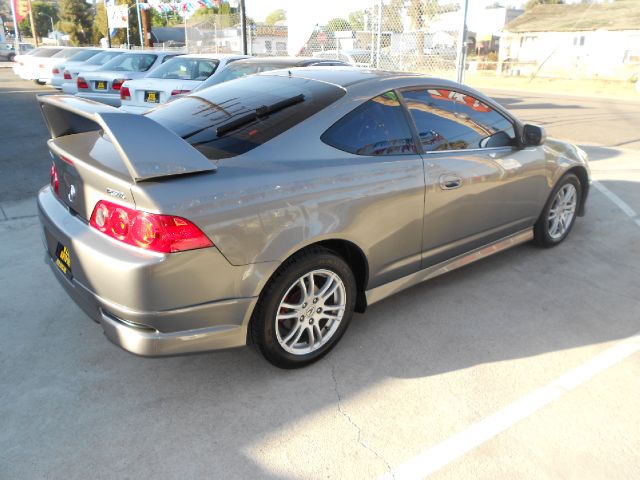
(499, 1, 640, 80)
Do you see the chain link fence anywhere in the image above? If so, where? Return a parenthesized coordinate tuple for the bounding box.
(180, 1, 467, 80)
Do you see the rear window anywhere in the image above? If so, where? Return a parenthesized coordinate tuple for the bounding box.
(103, 53, 157, 72)
(68, 49, 101, 62)
(86, 51, 123, 65)
(34, 48, 62, 58)
(195, 62, 291, 91)
(148, 58, 219, 80)
(147, 74, 345, 160)
(52, 49, 81, 59)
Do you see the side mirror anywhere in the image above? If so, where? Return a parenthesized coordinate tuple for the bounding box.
(523, 124, 546, 147)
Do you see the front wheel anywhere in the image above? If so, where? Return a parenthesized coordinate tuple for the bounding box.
(251, 248, 356, 369)
(534, 173, 582, 247)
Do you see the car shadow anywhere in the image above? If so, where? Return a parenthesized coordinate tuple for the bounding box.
(38, 176, 634, 477)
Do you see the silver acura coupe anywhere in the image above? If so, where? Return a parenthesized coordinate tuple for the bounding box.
(37, 67, 590, 368)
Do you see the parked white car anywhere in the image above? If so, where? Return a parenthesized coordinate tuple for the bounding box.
(49, 48, 103, 89)
(12, 46, 63, 79)
(60, 49, 127, 95)
(20, 47, 85, 84)
(119, 53, 247, 113)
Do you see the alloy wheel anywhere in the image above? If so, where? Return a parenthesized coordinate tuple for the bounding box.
(547, 183, 578, 240)
(275, 269, 346, 355)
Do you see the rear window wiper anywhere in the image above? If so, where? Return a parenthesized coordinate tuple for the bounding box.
(215, 94, 304, 137)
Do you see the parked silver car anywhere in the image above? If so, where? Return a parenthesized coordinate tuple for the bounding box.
(37, 68, 589, 368)
(76, 51, 181, 106)
(50, 48, 104, 90)
(60, 49, 127, 95)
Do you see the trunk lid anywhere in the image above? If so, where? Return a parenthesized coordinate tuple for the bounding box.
(40, 94, 216, 221)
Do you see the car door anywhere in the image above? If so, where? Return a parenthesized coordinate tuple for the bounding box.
(321, 90, 426, 287)
(399, 87, 547, 267)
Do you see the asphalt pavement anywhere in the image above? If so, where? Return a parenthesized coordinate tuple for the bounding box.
(1, 68, 639, 479)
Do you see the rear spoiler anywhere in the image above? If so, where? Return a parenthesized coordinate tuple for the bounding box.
(37, 94, 216, 182)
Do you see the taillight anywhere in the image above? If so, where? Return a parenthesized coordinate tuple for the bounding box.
(52, 67, 60, 75)
(112, 79, 129, 91)
(50, 162, 59, 195)
(171, 89, 191, 96)
(63, 70, 72, 80)
(120, 86, 131, 100)
(77, 77, 88, 89)
(89, 200, 213, 253)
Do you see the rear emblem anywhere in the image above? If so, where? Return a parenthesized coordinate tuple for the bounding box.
(106, 187, 126, 200)
(68, 184, 76, 203)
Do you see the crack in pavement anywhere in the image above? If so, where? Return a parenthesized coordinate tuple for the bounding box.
(331, 364, 395, 479)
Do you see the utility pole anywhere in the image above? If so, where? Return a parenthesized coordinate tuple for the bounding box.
(9, 0, 21, 53)
(239, 0, 247, 55)
(456, 0, 469, 84)
(136, 2, 143, 48)
(26, 0, 38, 46)
(140, 1, 152, 47)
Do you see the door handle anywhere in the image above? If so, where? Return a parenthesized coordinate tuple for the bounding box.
(439, 174, 462, 190)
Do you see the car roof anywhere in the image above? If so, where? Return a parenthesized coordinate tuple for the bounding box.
(263, 66, 427, 88)
(177, 53, 246, 60)
(317, 49, 369, 54)
(227, 56, 341, 67)
(120, 50, 180, 55)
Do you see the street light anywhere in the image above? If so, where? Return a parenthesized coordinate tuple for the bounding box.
(37, 12, 57, 46)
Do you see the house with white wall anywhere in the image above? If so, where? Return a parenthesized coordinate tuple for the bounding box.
(499, 2, 640, 80)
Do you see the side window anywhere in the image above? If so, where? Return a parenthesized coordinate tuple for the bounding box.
(162, 55, 177, 64)
(402, 88, 516, 152)
(322, 91, 416, 156)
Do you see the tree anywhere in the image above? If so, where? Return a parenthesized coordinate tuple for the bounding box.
(58, 0, 92, 45)
(18, 1, 58, 40)
(348, 10, 364, 31)
(407, 0, 439, 65)
(92, 0, 108, 44)
(109, 0, 141, 47)
(525, 0, 564, 9)
(265, 8, 285, 25)
(325, 17, 351, 32)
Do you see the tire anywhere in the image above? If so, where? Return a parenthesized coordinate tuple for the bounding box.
(8, 54, 15, 62)
(250, 247, 356, 369)
(534, 173, 582, 247)
(35, 79, 45, 85)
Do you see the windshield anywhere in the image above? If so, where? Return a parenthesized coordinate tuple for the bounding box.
(85, 50, 123, 66)
(67, 49, 101, 62)
(148, 57, 219, 80)
(147, 74, 345, 160)
(101, 53, 157, 72)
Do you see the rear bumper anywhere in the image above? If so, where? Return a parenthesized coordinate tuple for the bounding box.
(99, 309, 252, 356)
(37, 187, 276, 356)
(50, 76, 64, 89)
(61, 82, 78, 95)
(76, 91, 121, 107)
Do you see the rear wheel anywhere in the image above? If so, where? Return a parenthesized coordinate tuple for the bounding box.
(251, 248, 356, 369)
(8, 53, 15, 62)
(534, 173, 581, 247)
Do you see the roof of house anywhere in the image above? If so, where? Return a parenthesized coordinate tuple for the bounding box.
(504, 1, 640, 33)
